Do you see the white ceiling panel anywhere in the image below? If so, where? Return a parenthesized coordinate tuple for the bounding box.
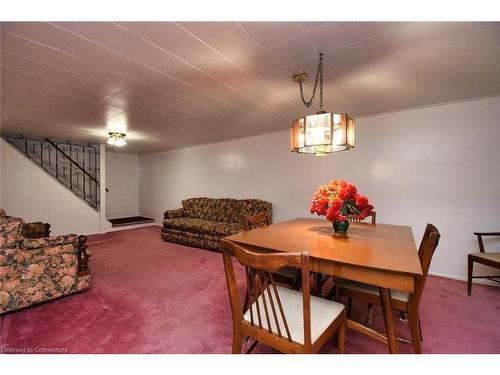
(306, 22, 364, 52)
(240, 22, 303, 49)
(468, 25, 500, 54)
(267, 33, 318, 66)
(1, 22, 499, 154)
(359, 22, 415, 38)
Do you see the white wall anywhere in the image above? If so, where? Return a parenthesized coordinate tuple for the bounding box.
(105, 151, 140, 219)
(1, 139, 102, 235)
(139, 97, 500, 280)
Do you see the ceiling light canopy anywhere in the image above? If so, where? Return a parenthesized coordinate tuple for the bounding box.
(290, 53, 355, 156)
(107, 132, 127, 147)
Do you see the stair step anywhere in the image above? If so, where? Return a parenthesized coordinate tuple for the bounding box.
(108, 216, 156, 227)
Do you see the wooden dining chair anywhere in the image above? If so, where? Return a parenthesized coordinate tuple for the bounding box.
(221, 239, 346, 354)
(243, 213, 301, 291)
(336, 223, 440, 354)
(347, 211, 377, 224)
(468, 232, 500, 295)
(242, 212, 271, 230)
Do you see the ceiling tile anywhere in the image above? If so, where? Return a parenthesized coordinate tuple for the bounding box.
(325, 42, 372, 78)
(59, 34, 133, 73)
(306, 22, 363, 52)
(243, 50, 289, 80)
(449, 73, 485, 101)
(367, 23, 418, 81)
(240, 22, 302, 49)
(366, 23, 418, 62)
(3, 66, 104, 103)
(2, 77, 34, 94)
(475, 22, 500, 31)
(267, 33, 317, 66)
(113, 22, 161, 38)
(468, 25, 500, 54)
(2, 22, 74, 49)
(287, 54, 331, 79)
(50, 22, 83, 33)
(482, 74, 500, 96)
(177, 22, 239, 42)
(454, 50, 500, 98)
(209, 27, 264, 71)
(460, 50, 500, 80)
(418, 34, 470, 84)
(1, 50, 50, 76)
(418, 22, 475, 44)
(1, 31, 101, 78)
(351, 91, 386, 116)
(360, 22, 415, 38)
(418, 33, 470, 62)
(331, 72, 380, 97)
(416, 77, 454, 106)
(380, 82, 416, 111)
(1, 33, 95, 78)
(65, 22, 145, 57)
(142, 22, 203, 59)
(298, 22, 328, 32)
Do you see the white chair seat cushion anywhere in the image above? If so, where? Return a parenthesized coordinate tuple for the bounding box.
(339, 279, 409, 303)
(242, 285, 344, 345)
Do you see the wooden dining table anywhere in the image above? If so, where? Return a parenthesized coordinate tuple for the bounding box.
(226, 217, 423, 354)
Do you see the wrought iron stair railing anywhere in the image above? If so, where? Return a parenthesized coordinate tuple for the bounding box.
(1, 134, 100, 210)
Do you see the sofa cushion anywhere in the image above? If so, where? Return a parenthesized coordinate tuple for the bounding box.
(182, 198, 243, 223)
(0, 216, 24, 249)
(161, 229, 221, 251)
(164, 217, 243, 236)
(240, 199, 273, 221)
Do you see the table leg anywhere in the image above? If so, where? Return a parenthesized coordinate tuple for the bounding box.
(379, 287, 399, 354)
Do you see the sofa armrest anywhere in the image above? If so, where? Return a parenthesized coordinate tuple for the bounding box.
(22, 222, 51, 238)
(164, 208, 186, 219)
(19, 234, 78, 250)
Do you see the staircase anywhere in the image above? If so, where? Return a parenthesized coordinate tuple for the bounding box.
(1, 134, 100, 210)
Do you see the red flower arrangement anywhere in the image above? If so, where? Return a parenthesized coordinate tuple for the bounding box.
(310, 180, 374, 223)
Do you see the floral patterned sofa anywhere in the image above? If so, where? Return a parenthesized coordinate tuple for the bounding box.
(0, 209, 91, 314)
(162, 197, 272, 251)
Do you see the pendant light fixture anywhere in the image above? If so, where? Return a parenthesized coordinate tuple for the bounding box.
(290, 53, 355, 156)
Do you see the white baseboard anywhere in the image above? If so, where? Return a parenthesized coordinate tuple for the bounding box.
(429, 271, 500, 287)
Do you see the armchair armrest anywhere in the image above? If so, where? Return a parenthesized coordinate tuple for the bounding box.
(164, 208, 186, 219)
(77, 235, 91, 276)
(22, 222, 51, 238)
(473, 232, 500, 253)
(19, 234, 78, 250)
(19, 234, 90, 276)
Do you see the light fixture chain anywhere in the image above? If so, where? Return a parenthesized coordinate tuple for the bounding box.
(298, 53, 324, 108)
(319, 54, 324, 113)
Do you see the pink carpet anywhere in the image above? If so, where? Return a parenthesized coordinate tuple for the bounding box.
(1, 226, 499, 354)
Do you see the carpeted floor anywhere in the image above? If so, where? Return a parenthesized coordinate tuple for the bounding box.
(1, 226, 499, 354)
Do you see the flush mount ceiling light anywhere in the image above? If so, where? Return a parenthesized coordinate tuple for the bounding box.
(107, 132, 127, 147)
(290, 53, 355, 156)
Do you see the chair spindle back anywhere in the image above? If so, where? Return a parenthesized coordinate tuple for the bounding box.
(221, 239, 311, 347)
(347, 211, 376, 224)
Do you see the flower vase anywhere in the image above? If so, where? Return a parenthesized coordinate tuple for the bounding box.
(332, 220, 349, 236)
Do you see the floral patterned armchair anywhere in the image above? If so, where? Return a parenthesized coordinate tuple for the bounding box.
(0, 209, 91, 314)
